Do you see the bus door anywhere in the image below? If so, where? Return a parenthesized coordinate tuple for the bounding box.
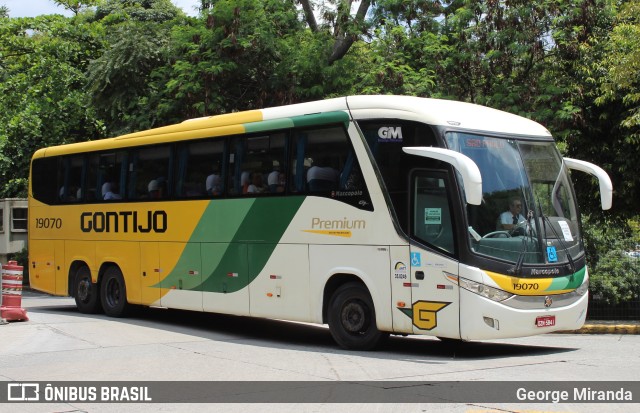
(408, 170, 461, 339)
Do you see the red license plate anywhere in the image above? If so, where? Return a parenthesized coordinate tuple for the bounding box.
(536, 315, 556, 327)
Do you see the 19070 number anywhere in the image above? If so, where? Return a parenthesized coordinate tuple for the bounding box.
(35, 217, 62, 229)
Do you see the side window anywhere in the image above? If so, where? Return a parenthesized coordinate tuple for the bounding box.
(87, 151, 127, 202)
(11, 208, 28, 232)
(176, 139, 225, 198)
(128, 145, 171, 200)
(358, 120, 438, 232)
(227, 132, 286, 196)
(58, 155, 84, 203)
(0, 209, 3, 232)
(291, 126, 372, 210)
(31, 157, 59, 205)
(411, 171, 456, 255)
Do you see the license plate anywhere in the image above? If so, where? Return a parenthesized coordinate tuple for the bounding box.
(536, 315, 556, 327)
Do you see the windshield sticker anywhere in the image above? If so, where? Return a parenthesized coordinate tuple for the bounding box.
(558, 220, 574, 242)
(425, 208, 442, 225)
(463, 137, 505, 149)
(547, 246, 558, 263)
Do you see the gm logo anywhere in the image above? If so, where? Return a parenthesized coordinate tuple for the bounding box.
(377, 126, 403, 142)
(7, 383, 40, 401)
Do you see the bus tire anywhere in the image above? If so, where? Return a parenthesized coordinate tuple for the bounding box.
(100, 266, 130, 317)
(74, 266, 101, 314)
(328, 282, 388, 350)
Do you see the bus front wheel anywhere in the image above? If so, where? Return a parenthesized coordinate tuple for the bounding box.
(74, 266, 101, 314)
(328, 282, 388, 350)
(100, 266, 130, 317)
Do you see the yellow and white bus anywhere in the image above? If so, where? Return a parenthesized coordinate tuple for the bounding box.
(29, 96, 613, 350)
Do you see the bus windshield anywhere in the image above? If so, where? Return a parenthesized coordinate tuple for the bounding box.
(446, 132, 583, 266)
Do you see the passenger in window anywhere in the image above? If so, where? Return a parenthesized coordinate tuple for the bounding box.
(206, 164, 222, 196)
(497, 198, 525, 230)
(307, 157, 339, 191)
(59, 186, 77, 202)
(246, 171, 266, 194)
(148, 179, 164, 199)
(241, 171, 251, 194)
(268, 161, 285, 193)
(102, 181, 122, 200)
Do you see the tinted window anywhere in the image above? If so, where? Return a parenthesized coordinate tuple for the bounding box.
(128, 145, 171, 200)
(31, 157, 59, 205)
(291, 126, 371, 210)
(58, 155, 85, 203)
(358, 120, 438, 231)
(228, 132, 287, 196)
(175, 140, 225, 198)
(411, 172, 455, 255)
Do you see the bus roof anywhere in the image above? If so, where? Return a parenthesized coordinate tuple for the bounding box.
(33, 95, 551, 158)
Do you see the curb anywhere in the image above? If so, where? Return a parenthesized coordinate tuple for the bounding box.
(572, 324, 640, 334)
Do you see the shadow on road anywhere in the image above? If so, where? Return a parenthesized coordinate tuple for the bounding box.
(25, 296, 578, 362)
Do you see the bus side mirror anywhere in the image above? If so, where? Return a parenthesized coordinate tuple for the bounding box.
(403, 147, 483, 205)
(564, 158, 613, 210)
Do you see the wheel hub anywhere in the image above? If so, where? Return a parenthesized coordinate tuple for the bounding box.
(77, 279, 90, 302)
(342, 302, 366, 332)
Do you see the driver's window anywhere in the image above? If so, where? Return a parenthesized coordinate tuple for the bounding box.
(411, 172, 455, 255)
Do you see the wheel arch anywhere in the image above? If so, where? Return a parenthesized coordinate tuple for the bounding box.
(322, 273, 368, 324)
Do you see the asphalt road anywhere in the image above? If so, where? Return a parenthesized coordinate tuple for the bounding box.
(1, 291, 638, 413)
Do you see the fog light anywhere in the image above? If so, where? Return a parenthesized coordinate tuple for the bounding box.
(483, 316, 500, 330)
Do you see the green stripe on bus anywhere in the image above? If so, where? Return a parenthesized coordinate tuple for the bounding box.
(157, 197, 306, 293)
(290, 111, 350, 128)
(242, 111, 349, 134)
(243, 118, 294, 133)
(547, 266, 586, 291)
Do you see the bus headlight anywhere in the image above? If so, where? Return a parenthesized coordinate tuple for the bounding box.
(459, 278, 513, 302)
(576, 276, 589, 296)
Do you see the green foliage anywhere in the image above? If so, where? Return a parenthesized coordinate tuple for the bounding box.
(85, 0, 185, 134)
(152, 0, 306, 120)
(581, 213, 634, 267)
(0, 15, 104, 197)
(589, 249, 640, 305)
(582, 213, 640, 304)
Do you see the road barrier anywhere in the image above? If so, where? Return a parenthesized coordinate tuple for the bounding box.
(1, 260, 28, 321)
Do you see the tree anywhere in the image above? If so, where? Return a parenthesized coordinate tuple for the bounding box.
(299, 0, 373, 64)
(0, 15, 104, 197)
(151, 0, 307, 120)
(85, 0, 184, 134)
(551, 0, 639, 219)
(54, 0, 99, 15)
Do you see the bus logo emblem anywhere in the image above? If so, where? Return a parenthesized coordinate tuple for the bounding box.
(377, 126, 403, 142)
(544, 296, 553, 308)
(398, 300, 450, 330)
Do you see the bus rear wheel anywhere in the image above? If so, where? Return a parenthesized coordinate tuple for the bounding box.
(74, 266, 101, 314)
(100, 266, 130, 317)
(328, 282, 388, 350)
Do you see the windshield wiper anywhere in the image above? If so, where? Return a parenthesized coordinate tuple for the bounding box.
(536, 196, 576, 274)
(508, 209, 536, 276)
